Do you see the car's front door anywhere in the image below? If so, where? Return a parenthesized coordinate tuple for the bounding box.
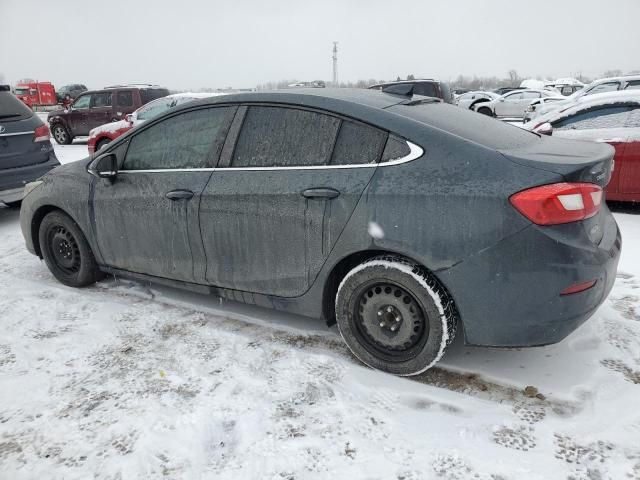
(86, 91, 114, 133)
(67, 93, 91, 135)
(199, 105, 389, 297)
(91, 106, 236, 282)
(495, 91, 522, 117)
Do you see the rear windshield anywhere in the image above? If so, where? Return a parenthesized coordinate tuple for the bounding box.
(0, 92, 34, 121)
(388, 102, 538, 150)
(140, 88, 170, 105)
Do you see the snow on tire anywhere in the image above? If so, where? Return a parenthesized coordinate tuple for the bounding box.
(335, 256, 458, 376)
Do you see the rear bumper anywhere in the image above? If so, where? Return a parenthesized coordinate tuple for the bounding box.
(0, 153, 60, 204)
(437, 210, 621, 347)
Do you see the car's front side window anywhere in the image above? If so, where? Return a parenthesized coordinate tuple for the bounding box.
(505, 92, 523, 100)
(230, 106, 340, 168)
(586, 82, 620, 95)
(72, 95, 90, 109)
(122, 107, 236, 170)
(554, 105, 633, 130)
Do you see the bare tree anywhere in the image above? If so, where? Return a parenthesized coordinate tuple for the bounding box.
(508, 69, 520, 85)
(602, 69, 623, 78)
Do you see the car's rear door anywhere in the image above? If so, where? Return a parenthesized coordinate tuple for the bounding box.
(198, 105, 388, 297)
(91, 106, 236, 282)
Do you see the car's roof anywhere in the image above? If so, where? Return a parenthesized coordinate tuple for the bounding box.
(369, 79, 438, 87)
(192, 88, 412, 111)
(185, 88, 538, 151)
(528, 90, 640, 125)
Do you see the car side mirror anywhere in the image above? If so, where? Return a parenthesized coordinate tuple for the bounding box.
(88, 153, 118, 180)
(534, 122, 553, 136)
(125, 114, 133, 124)
(499, 98, 505, 102)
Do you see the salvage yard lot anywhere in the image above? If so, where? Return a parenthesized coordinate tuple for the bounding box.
(0, 143, 639, 480)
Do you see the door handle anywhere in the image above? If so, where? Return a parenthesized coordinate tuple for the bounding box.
(302, 188, 340, 199)
(165, 189, 194, 201)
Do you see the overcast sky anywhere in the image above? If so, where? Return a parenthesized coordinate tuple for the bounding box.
(1, 0, 638, 90)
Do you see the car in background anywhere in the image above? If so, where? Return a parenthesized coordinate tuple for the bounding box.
(455, 91, 499, 110)
(545, 78, 584, 96)
(87, 92, 223, 154)
(56, 84, 88, 103)
(368, 79, 453, 103)
(473, 89, 563, 118)
(526, 75, 640, 123)
(523, 96, 569, 123)
(48, 84, 169, 145)
(14, 81, 57, 108)
(524, 90, 640, 202)
(21, 89, 620, 375)
(0, 85, 59, 206)
(493, 87, 523, 96)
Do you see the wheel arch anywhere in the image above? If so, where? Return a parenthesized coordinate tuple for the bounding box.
(321, 249, 459, 326)
(30, 205, 82, 258)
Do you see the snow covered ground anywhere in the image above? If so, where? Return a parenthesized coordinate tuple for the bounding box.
(1, 142, 640, 479)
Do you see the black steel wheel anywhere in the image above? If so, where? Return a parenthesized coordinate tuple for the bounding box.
(335, 256, 458, 376)
(477, 107, 493, 117)
(39, 211, 104, 287)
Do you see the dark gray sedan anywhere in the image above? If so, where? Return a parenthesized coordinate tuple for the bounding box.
(20, 89, 621, 375)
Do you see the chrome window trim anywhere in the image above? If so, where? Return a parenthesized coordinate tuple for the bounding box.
(116, 140, 424, 174)
(0, 131, 33, 137)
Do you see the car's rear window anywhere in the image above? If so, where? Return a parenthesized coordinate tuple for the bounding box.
(388, 102, 538, 150)
(140, 88, 170, 105)
(0, 92, 34, 121)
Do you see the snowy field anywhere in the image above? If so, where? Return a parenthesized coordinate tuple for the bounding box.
(1, 139, 640, 479)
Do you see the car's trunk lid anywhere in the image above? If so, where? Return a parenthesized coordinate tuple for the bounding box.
(500, 135, 614, 188)
(0, 116, 50, 170)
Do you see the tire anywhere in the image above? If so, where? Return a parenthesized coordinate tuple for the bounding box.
(335, 256, 458, 376)
(477, 107, 493, 117)
(51, 124, 72, 145)
(39, 211, 104, 287)
(96, 138, 111, 152)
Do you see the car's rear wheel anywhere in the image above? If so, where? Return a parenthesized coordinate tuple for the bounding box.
(51, 124, 72, 145)
(335, 256, 458, 376)
(96, 138, 111, 152)
(477, 107, 493, 117)
(39, 211, 104, 287)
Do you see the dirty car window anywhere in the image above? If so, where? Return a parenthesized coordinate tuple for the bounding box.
(123, 107, 235, 170)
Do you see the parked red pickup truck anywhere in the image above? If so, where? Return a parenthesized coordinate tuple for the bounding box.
(14, 81, 57, 108)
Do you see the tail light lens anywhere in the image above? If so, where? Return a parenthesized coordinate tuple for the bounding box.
(510, 183, 603, 225)
(34, 124, 50, 143)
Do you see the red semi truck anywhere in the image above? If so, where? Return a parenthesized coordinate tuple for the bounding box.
(14, 81, 57, 109)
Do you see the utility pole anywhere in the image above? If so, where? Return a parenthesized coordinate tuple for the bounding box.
(332, 41, 338, 87)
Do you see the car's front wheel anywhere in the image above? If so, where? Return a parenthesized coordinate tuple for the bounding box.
(335, 256, 458, 376)
(51, 124, 72, 145)
(96, 138, 111, 152)
(39, 211, 104, 287)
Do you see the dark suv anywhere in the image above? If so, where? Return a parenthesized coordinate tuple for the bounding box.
(48, 85, 169, 145)
(56, 84, 88, 103)
(0, 85, 59, 206)
(368, 79, 453, 103)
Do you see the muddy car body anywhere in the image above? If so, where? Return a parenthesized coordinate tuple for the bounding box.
(21, 89, 621, 375)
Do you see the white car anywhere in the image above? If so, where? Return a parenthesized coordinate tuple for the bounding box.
(472, 89, 562, 119)
(524, 74, 640, 123)
(454, 91, 499, 110)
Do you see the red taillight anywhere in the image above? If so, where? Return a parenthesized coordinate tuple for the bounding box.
(34, 124, 50, 143)
(509, 182, 603, 225)
(560, 279, 597, 295)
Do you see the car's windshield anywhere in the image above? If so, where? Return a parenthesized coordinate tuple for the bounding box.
(136, 97, 174, 121)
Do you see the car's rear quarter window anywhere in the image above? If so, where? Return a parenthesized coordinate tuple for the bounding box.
(329, 121, 386, 165)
